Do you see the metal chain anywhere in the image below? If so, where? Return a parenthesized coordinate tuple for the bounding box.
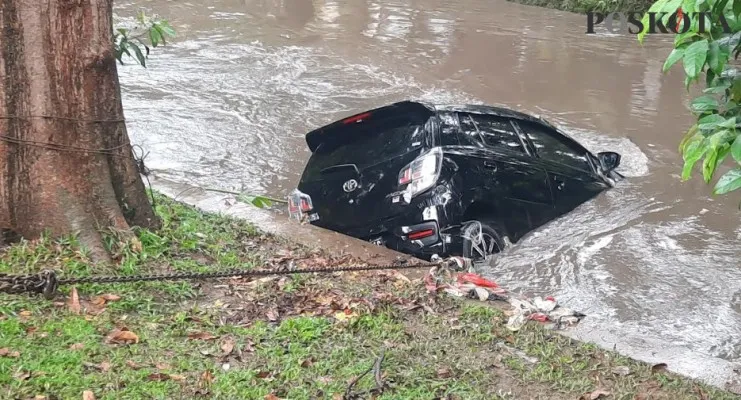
(0, 260, 442, 300)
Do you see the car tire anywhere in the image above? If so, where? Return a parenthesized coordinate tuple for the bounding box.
(461, 220, 507, 262)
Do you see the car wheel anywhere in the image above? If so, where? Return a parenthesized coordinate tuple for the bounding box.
(461, 220, 507, 263)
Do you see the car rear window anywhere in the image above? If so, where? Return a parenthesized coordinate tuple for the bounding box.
(302, 113, 430, 180)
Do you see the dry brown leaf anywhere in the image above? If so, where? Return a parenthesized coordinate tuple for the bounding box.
(26, 326, 39, 335)
(68, 287, 81, 315)
(90, 296, 106, 307)
(147, 373, 170, 381)
(34, 396, 47, 400)
(611, 366, 630, 376)
(82, 390, 95, 400)
(220, 338, 235, 356)
(436, 368, 452, 379)
(188, 331, 218, 341)
(266, 310, 279, 322)
(0, 348, 20, 358)
(0, 348, 9, 357)
(155, 362, 171, 370)
(99, 361, 111, 372)
(332, 393, 343, 400)
(20, 310, 32, 317)
(264, 394, 281, 400)
(102, 294, 121, 302)
(200, 370, 215, 385)
(300, 357, 315, 368)
(589, 389, 611, 400)
(69, 343, 85, 350)
(255, 370, 271, 379)
(130, 237, 143, 253)
(126, 360, 142, 370)
(13, 370, 31, 381)
(104, 328, 139, 344)
(169, 374, 186, 381)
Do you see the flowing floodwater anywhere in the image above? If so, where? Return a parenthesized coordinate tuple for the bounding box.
(115, 0, 741, 388)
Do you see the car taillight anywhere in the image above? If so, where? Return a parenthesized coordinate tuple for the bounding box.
(398, 147, 442, 198)
(288, 189, 314, 222)
(408, 229, 435, 240)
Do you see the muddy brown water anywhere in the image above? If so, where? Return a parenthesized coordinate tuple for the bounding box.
(115, 0, 741, 388)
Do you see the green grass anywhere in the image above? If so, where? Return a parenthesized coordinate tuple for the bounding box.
(1, 193, 739, 399)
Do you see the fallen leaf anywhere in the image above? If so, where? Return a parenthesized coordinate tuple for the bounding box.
(156, 363, 171, 370)
(266, 310, 279, 322)
(91, 297, 106, 307)
(102, 294, 121, 302)
(26, 326, 38, 335)
(265, 394, 281, 400)
(69, 343, 85, 350)
(68, 287, 81, 315)
(0, 348, 19, 358)
(13, 370, 31, 381)
(334, 310, 358, 322)
(169, 374, 186, 381)
(200, 370, 215, 386)
(188, 331, 218, 341)
(104, 328, 139, 344)
(82, 390, 95, 400)
(611, 366, 630, 376)
(436, 367, 452, 379)
(588, 389, 611, 400)
(35, 396, 47, 400)
(256, 370, 271, 379)
(332, 393, 343, 400)
(99, 361, 111, 372)
(20, 310, 32, 317)
(126, 360, 142, 369)
(130, 237, 143, 254)
(301, 357, 315, 368)
(220, 338, 235, 356)
(651, 363, 668, 373)
(148, 373, 170, 381)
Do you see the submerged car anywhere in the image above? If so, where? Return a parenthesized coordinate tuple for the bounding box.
(288, 101, 622, 262)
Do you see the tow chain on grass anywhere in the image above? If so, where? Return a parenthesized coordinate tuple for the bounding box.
(0, 260, 444, 300)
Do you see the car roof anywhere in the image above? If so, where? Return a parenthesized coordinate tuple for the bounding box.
(304, 100, 584, 152)
(430, 103, 557, 129)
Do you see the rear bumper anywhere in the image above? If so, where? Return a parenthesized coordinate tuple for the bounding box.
(316, 185, 464, 259)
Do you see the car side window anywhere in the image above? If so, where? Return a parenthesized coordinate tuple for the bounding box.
(518, 121, 592, 172)
(457, 113, 485, 147)
(437, 112, 460, 146)
(459, 113, 525, 153)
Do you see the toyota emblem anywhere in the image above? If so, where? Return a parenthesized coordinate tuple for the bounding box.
(342, 179, 358, 193)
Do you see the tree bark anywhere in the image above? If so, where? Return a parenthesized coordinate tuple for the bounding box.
(0, 0, 160, 261)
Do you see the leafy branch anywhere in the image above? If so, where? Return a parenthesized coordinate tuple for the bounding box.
(641, 0, 741, 197)
(114, 11, 176, 67)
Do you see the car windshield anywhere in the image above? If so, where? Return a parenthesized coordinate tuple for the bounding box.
(303, 114, 428, 179)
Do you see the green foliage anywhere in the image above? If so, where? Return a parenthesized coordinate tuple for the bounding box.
(114, 11, 176, 67)
(643, 0, 741, 197)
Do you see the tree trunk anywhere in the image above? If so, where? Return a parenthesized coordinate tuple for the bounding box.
(0, 0, 160, 261)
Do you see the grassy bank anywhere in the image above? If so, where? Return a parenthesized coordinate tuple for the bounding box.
(1, 194, 739, 399)
(508, 0, 655, 15)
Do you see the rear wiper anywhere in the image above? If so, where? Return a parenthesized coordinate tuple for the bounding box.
(320, 164, 360, 175)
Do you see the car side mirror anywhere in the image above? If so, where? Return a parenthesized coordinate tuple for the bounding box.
(597, 151, 621, 172)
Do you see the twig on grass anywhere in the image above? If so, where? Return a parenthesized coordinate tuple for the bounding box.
(344, 349, 387, 399)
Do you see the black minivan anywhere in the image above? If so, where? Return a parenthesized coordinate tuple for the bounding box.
(288, 101, 622, 261)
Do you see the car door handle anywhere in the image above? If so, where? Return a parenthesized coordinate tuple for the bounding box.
(483, 161, 497, 171)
